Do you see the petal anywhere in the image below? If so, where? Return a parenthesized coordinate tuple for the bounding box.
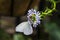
(33, 22, 37, 27)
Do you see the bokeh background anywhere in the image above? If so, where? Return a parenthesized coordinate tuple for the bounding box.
(0, 0, 60, 40)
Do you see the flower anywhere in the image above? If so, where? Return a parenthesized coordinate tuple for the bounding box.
(27, 9, 40, 27)
(15, 9, 40, 35)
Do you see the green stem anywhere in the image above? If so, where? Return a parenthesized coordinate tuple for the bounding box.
(40, 0, 56, 19)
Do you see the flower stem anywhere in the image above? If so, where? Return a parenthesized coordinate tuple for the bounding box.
(40, 0, 56, 20)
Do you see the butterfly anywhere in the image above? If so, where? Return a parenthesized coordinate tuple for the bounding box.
(16, 21, 33, 35)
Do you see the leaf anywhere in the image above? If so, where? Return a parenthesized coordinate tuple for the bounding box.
(13, 34, 32, 40)
(13, 34, 25, 40)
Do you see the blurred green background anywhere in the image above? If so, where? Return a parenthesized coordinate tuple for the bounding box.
(0, 0, 60, 40)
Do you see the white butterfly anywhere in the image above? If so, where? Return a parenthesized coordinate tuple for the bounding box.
(16, 21, 33, 35)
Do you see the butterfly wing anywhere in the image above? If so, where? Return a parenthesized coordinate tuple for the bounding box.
(16, 22, 26, 32)
(16, 22, 33, 35)
(23, 22, 33, 35)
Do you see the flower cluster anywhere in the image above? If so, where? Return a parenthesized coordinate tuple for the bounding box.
(27, 9, 40, 27)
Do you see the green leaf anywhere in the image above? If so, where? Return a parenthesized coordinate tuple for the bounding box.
(13, 34, 25, 40)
